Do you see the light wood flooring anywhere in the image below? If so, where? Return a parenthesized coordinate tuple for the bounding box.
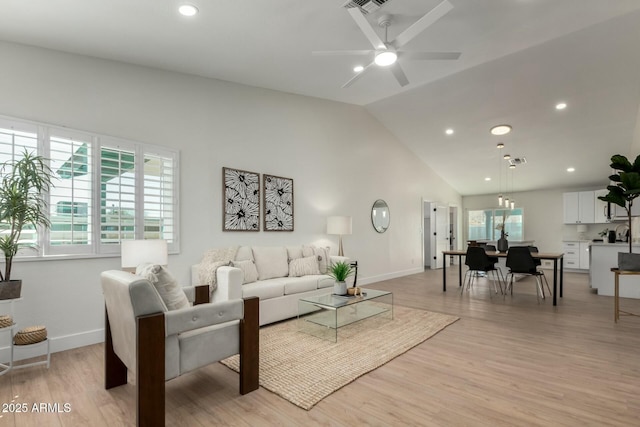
(2, 268, 640, 426)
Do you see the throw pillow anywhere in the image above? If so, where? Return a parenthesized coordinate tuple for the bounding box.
(252, 246, 289, 280)
(136, 263, 189, 311)
(289, 256, 321, 277)
(231, 260, 259, 284)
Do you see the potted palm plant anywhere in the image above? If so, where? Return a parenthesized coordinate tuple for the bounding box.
(0, 150, 53, 299)
(328, 261, 353, 296)
(597, 154, 640, 270)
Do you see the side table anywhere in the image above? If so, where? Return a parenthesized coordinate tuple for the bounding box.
(611, 268, 640, 323)
(0, 298, 50, 375)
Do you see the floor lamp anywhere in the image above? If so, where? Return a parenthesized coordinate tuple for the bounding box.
(121, 239, 168, 273)
(327, 216, 352, 257)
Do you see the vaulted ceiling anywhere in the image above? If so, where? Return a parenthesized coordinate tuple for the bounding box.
(2, 0, 640, 195)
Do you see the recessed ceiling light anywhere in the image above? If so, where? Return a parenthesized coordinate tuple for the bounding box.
(503, 154, 511, 160)
(485, 177, 491, 181)
(178, 4, 199, 16)
(491, 124, 512, 136)
(445, 128, 454, 135)
(353, 65, 364, 73)
(496, 143, 504, 149)
(509, 164, 516, 169)
(556, 102, 567, 110)
(567, 167, 575, 172)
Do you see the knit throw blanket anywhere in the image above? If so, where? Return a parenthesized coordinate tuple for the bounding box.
(198, 246, 239, 294)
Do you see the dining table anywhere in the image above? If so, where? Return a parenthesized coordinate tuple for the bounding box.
(441, 249, 565, 306)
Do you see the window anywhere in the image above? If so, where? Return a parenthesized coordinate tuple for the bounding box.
(0, 116, 179, 258)
(467, 208, 523, 241)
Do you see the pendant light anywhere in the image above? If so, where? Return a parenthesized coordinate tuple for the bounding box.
(497, 143, 504, 206)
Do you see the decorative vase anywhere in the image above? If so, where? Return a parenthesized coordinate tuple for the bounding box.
(333, 281, 347, 296)
(618, 252, 640, 271)
(0, 280, 22, 300)
(497, 232, 508, 253)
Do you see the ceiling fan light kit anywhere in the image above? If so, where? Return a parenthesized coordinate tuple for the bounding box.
(316, 0, 460, 88)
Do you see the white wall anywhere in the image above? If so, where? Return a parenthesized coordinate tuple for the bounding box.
(0, 41, 461, 356)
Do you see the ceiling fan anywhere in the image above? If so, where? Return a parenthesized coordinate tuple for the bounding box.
(313, 0, 460, 88)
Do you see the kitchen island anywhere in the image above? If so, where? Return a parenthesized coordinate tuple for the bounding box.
(590, 243, 640, 298)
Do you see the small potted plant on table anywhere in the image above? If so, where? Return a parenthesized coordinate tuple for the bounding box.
(328, 261, 353, 296)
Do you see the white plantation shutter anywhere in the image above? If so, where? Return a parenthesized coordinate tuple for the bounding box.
(143, 151, 176, 243)
(47, 130, 93, 254)
(99, 143, 137, 252)
(0, 115, 180, 258)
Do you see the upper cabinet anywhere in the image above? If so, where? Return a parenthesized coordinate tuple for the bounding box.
(593, 189, 610, 223)
(563, 191, 595, 224)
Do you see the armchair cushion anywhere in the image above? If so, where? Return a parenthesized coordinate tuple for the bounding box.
(135, 264, 189, 311)
(164, 299, 243, 336)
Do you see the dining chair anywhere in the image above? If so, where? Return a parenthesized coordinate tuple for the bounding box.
(528, 246, 552, 297)
(463, 246, 504, 296)
(505, 246, 546, 302)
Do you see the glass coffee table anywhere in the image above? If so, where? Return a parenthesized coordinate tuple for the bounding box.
(297, 289, 393, 342)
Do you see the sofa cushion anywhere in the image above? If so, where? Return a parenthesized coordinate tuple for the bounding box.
(252, 246, 289, 280)
(241, 279, 285, 300)
(288, 255, 320, 277)
(231, 260, 259, 284)
(135, 263, 189, 311)
(283, 276, 319, 295)
(317, 275, 334, 289)
(235, 246, 254, 261)
(303, 245, 331, 274)
(286, 246, 304, 261)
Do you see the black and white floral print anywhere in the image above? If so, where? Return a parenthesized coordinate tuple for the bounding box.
(263, 174, 294, 231)
(223, 167, 260, 231)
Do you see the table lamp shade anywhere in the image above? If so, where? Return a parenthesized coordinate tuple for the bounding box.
(576, 224, 587, 233)
(327, 216, 352, 236)
(121, 239, 168, 269)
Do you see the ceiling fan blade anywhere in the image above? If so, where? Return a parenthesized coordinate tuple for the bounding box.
(342, 62, 375, 88)
(401, 51, 461, 60)
(394, 0, 454, 49)
(312, 50, 372, 56)
(347, 7, 386, 50)
(389, 63, 409, 87)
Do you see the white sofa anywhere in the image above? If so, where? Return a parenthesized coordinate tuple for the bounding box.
(191, 245, 348, 326)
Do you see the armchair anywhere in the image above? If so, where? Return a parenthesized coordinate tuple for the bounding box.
(101, 270, 259, 427)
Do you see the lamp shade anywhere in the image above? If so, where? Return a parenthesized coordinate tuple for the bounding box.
(327, 216, 352, 235)
(121, 239, 168, 269)
(576, 224, 588, 233)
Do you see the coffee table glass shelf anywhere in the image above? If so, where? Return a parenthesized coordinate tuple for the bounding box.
(298, 289, 393, 342)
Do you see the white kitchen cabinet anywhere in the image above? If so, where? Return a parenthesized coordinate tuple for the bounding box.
(563, 191, 595, 224)
(563, 241, 589, 270)
(593, 189, 609, 223)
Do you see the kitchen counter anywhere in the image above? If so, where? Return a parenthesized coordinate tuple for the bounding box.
(590, 244, 640, 298)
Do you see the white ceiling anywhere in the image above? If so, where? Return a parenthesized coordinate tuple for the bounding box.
(2, 0, 640, 195)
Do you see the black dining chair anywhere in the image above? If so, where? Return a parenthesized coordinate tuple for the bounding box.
(528, 246, 552, 297)
(463, 246, 504, 296)
(505, 246, 546, 302)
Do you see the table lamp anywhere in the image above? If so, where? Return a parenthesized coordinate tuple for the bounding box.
(327, 216, 352, 256)
(121, 239, 168, 273)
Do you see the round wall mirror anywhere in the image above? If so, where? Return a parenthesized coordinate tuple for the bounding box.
(371, 199, 390, 233)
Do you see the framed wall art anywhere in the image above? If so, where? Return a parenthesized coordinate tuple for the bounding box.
(222, 167, 260, 231)
(263, 174, 294, 231)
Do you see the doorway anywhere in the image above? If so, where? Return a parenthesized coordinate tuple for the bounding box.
(423, 200, 455, 270)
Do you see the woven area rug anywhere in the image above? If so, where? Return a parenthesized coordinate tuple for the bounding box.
(221, 305, 459, 410)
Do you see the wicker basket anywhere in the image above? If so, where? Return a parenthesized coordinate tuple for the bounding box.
(14, 325, 47, 345)
(0, 315, 13, 329)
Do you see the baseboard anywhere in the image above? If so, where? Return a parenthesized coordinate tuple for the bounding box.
(0, 328, 104, 362)
(358, 267, 424, 286)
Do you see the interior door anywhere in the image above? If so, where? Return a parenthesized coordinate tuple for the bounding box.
(433, 204, 449, 269)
